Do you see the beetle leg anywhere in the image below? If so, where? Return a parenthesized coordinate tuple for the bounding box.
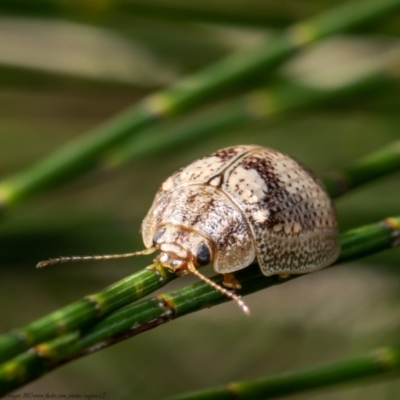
(222, 273, 242, 289)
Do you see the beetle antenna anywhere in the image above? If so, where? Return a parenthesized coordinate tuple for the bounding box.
(36, 248, 156, 268)
(187, 262, 250, 315)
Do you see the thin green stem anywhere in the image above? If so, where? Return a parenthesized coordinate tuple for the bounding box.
(0, 263, 176, 364)
(166, 346, 400, 400)
(107, 59, 400, 168)
(322, 141, 400, 198)
(0, 0, 396, 30)
(1, 0, 399, 207)
(0, 216, 399, 395)
(0, 1, 316, 29)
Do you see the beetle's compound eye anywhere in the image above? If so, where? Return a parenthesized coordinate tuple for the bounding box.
(152, 227, 166, 246)
(196, 242, 211, 266)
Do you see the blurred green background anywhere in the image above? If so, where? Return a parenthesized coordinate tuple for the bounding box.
(0, 1, 400, 399)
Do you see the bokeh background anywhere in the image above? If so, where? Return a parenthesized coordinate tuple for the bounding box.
(1, 1, 400, 399)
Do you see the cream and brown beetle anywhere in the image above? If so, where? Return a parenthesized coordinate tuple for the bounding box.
(38, 145, 340, 314)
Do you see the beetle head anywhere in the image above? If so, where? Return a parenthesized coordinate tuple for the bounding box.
(151, 224, 214, 271)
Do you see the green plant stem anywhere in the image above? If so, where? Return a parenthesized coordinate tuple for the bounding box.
(322, 141, 400, 198)
(1, 0, 399, 207)
(107, 60, 400, 168)
(0, 1, 397, 38)
(0, 1, 321, 29)
(0, 216, 399, 395)
(166, 346, 400, 400)
(0, 263, 176, 364)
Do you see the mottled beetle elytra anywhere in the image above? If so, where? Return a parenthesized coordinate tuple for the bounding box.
(38, 145, 340, 314)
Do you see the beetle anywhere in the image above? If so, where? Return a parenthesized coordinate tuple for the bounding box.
(38, 145, 340, 314)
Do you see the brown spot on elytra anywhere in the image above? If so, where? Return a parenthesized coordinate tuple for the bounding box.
(214, 147, 240, 161)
